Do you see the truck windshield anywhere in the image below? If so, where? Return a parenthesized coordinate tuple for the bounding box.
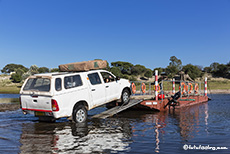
(23, 78, 51, 92)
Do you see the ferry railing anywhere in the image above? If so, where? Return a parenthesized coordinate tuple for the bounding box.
(178, 80, 202, 98)
(130, 81, 154, 96)
(130, 79, 204, 98)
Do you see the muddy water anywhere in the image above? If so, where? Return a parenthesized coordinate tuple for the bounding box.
(0, 94, 230, 154)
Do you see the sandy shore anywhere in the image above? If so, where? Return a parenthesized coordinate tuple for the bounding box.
(207, 89, 230, 94)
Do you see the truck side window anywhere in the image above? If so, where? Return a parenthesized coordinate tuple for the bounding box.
(100, 72, 115, 83)
(88, 73, 102, 85)
(64, 75, 83, 89)
(55, 78, 62, 91)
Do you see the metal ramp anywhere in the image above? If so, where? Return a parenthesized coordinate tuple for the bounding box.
(92, 99, 143, 119)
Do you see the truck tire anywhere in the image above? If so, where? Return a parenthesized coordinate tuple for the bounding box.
(72, 104, 87, 123)
(121, 89, 130, 105)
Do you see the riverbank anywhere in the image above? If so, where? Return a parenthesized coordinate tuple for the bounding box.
(0, 75, 21, 94)
(0, 86, 21, 94)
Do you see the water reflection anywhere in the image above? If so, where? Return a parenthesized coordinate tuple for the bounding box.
(20, 118, 132, 154)
(53, 119, 132, 153)
(168, 102, 209, 141)
(19, 102, 209, 154)
(0, 98, 19, 103)
(0, 94, 20, 112)
(154, 119, 160, 153)
(117, 102, 209, 153)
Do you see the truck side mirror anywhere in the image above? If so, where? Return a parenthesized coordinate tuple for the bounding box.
(116, 76, 120, 81)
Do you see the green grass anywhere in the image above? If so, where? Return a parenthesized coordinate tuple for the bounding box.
(0, 78, 21, 94)
(205, 80, 230, 90)
(0, 86, 21, 94)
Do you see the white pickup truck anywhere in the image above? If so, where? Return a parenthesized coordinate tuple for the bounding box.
(20, 70, 131, 123)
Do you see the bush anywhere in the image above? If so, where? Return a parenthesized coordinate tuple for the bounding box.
(131, 64, 147, 75)
(144, 69, 153, 78)
(50, 68, 60, 72)
(182, 64, 202, 80)
(121, 74, 129, 80)
(129, 75, 137, 81)
(11, 73, 22, 83)
(38, 67, 49, 73)
(110, 67, 122, 77)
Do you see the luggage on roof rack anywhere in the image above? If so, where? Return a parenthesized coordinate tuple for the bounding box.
(59, 60, 107, 72)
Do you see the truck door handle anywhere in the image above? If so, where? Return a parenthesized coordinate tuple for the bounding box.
(106, 86, 109, 88)
(92, 89, 96, 91)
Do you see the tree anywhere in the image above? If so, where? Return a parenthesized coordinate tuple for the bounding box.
(50, 68, 60, 72)
(109, 67, 122, 77)
(227, 61, 230, 67)
(210, 62, 219, 72)
(166, 56, 182, 78)
(21, 65, 40, 82)
(214, 64, 228, 77)
(165, 65, 178, 78)
(30, 65, 39, 75)
(144, 69, 153, 78)
(169, 56, 182, 71)
(1, 64, 28, 74)
(111, 61, 133, 75)
(131, 64, 147, 75)
(203, 67, 212, 73)
(38, 67, 49, 73)
(196, 65, 203, 71)
(182, 64, 203, 80)
(153, 67, 164, 75)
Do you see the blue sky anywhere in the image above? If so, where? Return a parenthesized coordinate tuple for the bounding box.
(0, 0, 230, 71)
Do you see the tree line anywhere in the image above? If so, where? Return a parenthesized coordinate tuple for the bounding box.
(1, 56, 230, 83)
(1, 64, 58, 83)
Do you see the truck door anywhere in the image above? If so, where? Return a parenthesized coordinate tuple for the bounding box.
(100, 71, 120, 102)
(87, 72, 106, 106)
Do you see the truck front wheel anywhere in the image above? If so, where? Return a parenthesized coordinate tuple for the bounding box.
(72, 104, 87, 123)
(121, 89, 130, 105)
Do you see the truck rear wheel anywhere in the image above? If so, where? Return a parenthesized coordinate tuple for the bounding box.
(72, 104, 87, 123)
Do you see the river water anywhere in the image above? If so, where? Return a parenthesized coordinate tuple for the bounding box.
(0, 94, 229, 154)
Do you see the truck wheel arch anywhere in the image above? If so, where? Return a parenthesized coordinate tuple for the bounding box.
(73, 101, 89, 112)
(122, 87, 131, 96)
